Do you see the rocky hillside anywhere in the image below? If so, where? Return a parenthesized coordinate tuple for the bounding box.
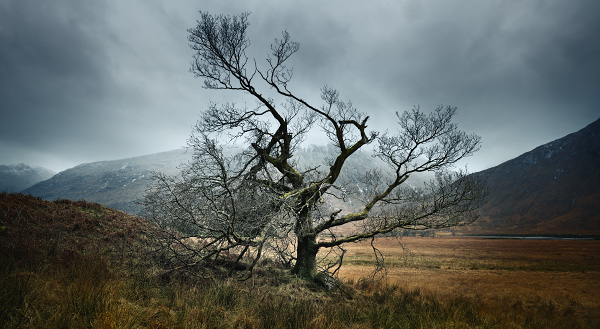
(463, 117, 600, 235)
(0, 163, 55, 193)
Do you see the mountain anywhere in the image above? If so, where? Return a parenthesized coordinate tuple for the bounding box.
(0, 163, 55, 193)
(20, 118, 600, 235)
(463, 118, 600, 236)
(23, 149, 191, 214)
(23, 145, 430, 215)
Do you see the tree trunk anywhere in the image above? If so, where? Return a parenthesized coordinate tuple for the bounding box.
(291, 235, 318, 279)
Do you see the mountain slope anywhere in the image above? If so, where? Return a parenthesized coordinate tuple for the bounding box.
(464, 117, 600, 235)
(23, 145, 431, 215)
(20, 118, 600, 235)
(23, 149, 191, 214)
(0, 164, 55, 193)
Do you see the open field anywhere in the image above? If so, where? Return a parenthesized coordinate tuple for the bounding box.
(3, 194, 600, 328)
(338, 237, 600, 317)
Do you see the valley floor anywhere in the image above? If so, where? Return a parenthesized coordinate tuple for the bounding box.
(3, 193, 600, 328)
(339, 237, 600, 319)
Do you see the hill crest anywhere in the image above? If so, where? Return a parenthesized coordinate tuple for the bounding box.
(0, 192, 158, 263)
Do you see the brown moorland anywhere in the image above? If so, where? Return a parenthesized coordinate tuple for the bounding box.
(2, 192, 600, 328)
(339, 236, 600, 320)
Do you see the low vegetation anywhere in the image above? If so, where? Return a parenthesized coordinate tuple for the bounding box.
(1, 193, 599, 328)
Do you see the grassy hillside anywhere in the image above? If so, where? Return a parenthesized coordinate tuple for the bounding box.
(1, 193, 598, 328)
(463, 118, 600, 236)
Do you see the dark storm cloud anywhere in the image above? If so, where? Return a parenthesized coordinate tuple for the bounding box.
(0, 0, 113, 166)
(261, 0, 600, 170)
(0, 0, 201, 170)
(209, 0, 600, 170)
(1, 0, 599, 172)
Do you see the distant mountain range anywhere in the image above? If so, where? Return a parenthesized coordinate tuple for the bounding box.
(22, 145, 426, 215)
(463, 117, 600, 235)
(0, 164, 55, 193)
(16, 117, 600, 235)
(23, 149, 191, 214)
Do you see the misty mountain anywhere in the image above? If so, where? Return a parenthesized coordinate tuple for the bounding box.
(0, 164, 55, 193)
(23, 149, 192, 214)
(20, 117, 600, 235)
(464, 117, 600, 236)
(23, 145, 429, 215)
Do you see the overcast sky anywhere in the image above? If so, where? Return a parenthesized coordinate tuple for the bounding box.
(1, 0, 599, 173)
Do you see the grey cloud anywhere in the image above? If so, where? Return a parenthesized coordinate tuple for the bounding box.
(0, 0, 598, 173)
(0, 1, 112, 152)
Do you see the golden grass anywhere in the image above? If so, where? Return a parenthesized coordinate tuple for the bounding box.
(3, 194, 600, 328)
(339, 237, 600, 322)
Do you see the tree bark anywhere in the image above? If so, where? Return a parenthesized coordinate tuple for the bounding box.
(291, 235, 318, 279)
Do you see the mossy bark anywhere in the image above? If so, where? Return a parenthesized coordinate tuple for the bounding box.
(291, 235, 318, 279)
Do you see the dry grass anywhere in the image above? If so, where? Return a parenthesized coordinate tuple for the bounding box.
(339, 236, 600, 325)
(3, 193, 600, 328)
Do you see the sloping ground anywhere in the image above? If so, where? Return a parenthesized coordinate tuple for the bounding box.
(0, 192, 158, 265)
(22, 148, 191, 214)
(462, 118, 600, 236)
(1, 193, 598, 328)
(23, 146, 432, 216)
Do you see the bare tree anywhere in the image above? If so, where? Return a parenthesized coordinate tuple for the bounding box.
(143, 12, 487, 280)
